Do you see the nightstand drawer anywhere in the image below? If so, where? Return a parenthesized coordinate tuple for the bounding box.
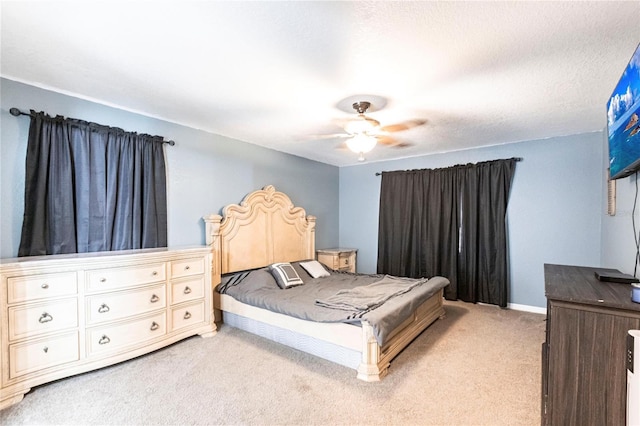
(86, 263, 166, 292)
(9, 332, 79, 379)
(171, 257, 205, 279)
(86, 284, 166, 325)
(338, 254, 352, 268)
(87, 312, 166, 356)
(9, 298, 78, 341)
(171, 301, 205, 332)
(317, 253, 338, 269)
(171, 276, 204, 305)
(7, 272, 77, 304)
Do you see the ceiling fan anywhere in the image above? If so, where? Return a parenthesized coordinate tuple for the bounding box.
(313, 101, 426, 161)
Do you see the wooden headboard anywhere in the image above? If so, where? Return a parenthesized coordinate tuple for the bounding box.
(203, 185, 316, 275)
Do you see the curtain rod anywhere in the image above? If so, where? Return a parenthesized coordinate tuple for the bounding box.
(374, 157, 523, 176)
(9, 107, 176, 146)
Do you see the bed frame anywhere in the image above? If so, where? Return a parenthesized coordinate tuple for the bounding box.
(203, 185, 445, 381)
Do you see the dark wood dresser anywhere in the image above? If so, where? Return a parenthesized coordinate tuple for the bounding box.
(542, 264, 640, 425)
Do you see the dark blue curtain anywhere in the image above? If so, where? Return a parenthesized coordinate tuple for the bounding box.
(377, 158, 517, 307)
(18, 111, 168, 256)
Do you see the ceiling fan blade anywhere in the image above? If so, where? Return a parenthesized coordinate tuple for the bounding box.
(376, 135, 414, 149)
(392, 142, 414, 149)
(379, 119, 427, 133)
(376, 135, 400, 146)
(335, 141, 349, 150)
(306, 133, 351, 140)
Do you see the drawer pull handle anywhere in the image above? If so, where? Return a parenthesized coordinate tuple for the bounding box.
(98, 303, 110, 313)
(98, 335, 110, 345)
(41, 283, 49, 289)
(150, 294, 160, 303)
(39, 312, 53, 323)
(150, 321, 160, 331)
(152, 271, 158, 276)
(183, 311, 192, 320)
(43, 346, 49, 353)
(185, 265, 191, 270)
(183, 286, 192, 294)
(100, 278, 107, 283)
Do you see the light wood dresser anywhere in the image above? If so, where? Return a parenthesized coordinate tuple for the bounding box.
(0, 246, 216, 409)
(316, 248, 357, 273)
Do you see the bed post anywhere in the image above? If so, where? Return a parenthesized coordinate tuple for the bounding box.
(306, 215, 316, 260)
(356, 321, 389, 381)
(203, 214, 222, 323)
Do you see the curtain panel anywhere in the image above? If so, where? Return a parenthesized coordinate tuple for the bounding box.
(18, 111, 168, 256)
(377, 158, 517, 307)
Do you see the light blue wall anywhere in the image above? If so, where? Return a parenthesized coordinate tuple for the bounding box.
(0, 78, 339, 258)
(2, 78, 613, 308)
(601, 132, 640, 275)
(339, 133, 604, 308)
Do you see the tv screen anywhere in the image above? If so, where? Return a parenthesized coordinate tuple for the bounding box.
(607, 43, 640, 180)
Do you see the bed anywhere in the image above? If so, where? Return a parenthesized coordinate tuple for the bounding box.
(203, 185, 448, 381)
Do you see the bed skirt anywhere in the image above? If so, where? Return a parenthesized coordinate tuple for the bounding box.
(223, 311, 362, 369)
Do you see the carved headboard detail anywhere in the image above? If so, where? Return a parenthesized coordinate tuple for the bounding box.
(203, 185, 316, 275)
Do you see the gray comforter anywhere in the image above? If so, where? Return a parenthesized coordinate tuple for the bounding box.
(218, 263, 450, 346)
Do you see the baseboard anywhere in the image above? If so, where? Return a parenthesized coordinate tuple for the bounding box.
(471, 301, 547, 315)
(507, 303, 547, 315)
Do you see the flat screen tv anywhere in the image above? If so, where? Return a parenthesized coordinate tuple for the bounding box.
(607, 43, 640, 180)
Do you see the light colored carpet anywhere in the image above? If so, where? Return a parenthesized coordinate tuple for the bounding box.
(0, 300, 545, 425)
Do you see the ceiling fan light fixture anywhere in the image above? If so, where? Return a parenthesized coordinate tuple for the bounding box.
(346, 134, 377, 155)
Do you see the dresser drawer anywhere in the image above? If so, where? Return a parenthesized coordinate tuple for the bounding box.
(171, 276, 205, 305)
(86, 284, 166, 325)
(171, 301, 205, 332)
(170, 257, 205, 279)
(86, 263, 166, 292)
(7, 272, 77, 304)
(87, 312, 166, 356)
(9, 298, 78, 341)
(9, 332, 79, 379)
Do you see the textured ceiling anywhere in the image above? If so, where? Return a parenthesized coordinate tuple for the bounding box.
(2, 1, 640, 166)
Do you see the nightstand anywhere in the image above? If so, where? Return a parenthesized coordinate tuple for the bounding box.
(316, 248, 357, 273)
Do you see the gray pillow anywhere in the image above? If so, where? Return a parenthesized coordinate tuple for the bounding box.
(269, 262, 304, 289)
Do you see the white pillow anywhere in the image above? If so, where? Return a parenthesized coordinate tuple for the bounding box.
(269, 262, 304, 288)
(300, 260, 330, 278)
